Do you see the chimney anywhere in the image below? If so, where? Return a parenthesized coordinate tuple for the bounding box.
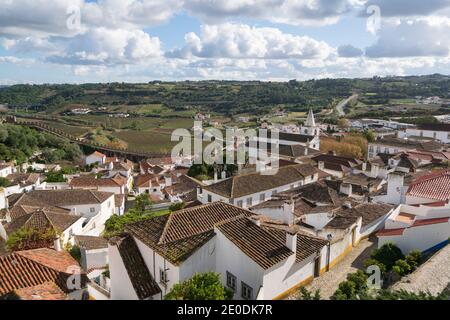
(282, 200, 295, 225)
(214, 170, 218, 182)
(221, 171, 227, 180)
(164, 175, 172, 187)
(318, 161, 325, 171)
(304, 147, 309, 156)
(362, 162, 367, 172)
(286, 231, 297, 253)
(54, 237, 62, 252)
(343, 202, 352, 209)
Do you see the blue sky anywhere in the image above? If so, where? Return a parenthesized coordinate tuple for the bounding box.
(1, 0, 450, 84)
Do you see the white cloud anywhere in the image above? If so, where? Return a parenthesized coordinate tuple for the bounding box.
(184, 0, 365, 26)
(168, 24, 334, 60)
(365, 19, 450, 57)
(47, 27, 162, 65)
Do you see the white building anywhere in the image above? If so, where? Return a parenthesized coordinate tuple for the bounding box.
(398, 123, 450, 144)
(85, 151, 107, 166)
(376, 169, 450, 206)
(7, 189, 116, 236)
(199, 164, 319, 209)
(0, 206, 85, 247)
(108, 202, 333, 300)
(377, 201, 450, 255)
(367, 137, 444, 159)
(0, 163, 14, 178)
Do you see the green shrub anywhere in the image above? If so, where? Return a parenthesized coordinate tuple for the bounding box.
(363, 258, 386, 273)
(371, 243, 404, 271)
(392, 259, 412, 276)
(165, 272, 233, 300)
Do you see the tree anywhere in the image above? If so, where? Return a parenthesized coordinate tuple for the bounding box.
(134, 193, 153, 213)
(370, 243, 404, 271)
(0, 177, 11, 187)
(337, 118, 350, 129)
(165, 272, 233, 300)
(297, 287, 321, 300)
(45, 172, 67, 183)
(6, 227, 57, 252)
(169, 202, 185, 212)
(331, 270, 370, 300)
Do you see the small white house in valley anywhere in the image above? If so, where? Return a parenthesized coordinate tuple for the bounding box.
(85, 151, 107, 166)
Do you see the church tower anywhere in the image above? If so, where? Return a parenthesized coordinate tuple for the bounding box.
(302, 109, 320, 136)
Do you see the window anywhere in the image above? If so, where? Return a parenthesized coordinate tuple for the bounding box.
(237, 200, 243, 207)
(433, 132, 437, 139)
(207, 194, 212, 203)
(159, 268, 168, 284)
(271, 190, 277, 196)
(90, 207, 95, 213)
(241, 282, 253, 300)
(226, 272, 237, 292)
(246, 197, 253, 207)
(259, 193, 265, 202)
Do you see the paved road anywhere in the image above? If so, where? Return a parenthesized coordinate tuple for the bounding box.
(288, 238, 376, 300)
(336, 94, 358, 117)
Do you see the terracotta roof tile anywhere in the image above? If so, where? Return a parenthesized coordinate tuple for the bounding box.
(204, 164, 318, 199)
(125, 202, 254, 265)
(411, 217, 449, 227)
(75, 236, 108, 250)
(0, 248, 86, 297)
(216, 216, 293, 269)
(8, 190, 114, 207)
(110, 235, 160, 299)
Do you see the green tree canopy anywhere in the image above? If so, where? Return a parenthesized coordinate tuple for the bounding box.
(165, 272, 233, 300)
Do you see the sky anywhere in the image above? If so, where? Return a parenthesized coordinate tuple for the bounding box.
(1, 0, 450, 84)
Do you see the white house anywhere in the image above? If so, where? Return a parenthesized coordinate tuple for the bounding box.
(7, 189, 116, 236)
(70, 175, 128, 195)
(398, 123, 450, 144)
(108, 202, 334, 300)
(376, 169, 450, 205)
(75, 235, 109, 271)
(85, 151, 107, 166)
(0, 163, 14, 178)
(367, 137, 444, 159)
(199, 163, 319, 209)
(377, 201, 450, 255)
(0, 206, 85, 247)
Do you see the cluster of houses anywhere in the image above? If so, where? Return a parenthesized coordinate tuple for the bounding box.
(1, 109, 450, 300)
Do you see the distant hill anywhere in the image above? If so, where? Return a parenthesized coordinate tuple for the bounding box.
(1, 75, 449, 116)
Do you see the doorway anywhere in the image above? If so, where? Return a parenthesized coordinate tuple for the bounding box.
(314, 256, 321, 278)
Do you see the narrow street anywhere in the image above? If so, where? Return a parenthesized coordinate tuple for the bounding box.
(288, 238, 376, 300)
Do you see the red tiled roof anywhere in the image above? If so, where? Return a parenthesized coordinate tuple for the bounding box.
(91, 151, 106, 158)
(412, 217, 449, 227)
(406, 170, 450, 201)
(376, 228, 405, 237)
(12, 282, 68, 300)
(0, 248, 86, 297)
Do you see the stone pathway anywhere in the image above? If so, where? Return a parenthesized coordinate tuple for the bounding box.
(288, 238, 376, 300)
